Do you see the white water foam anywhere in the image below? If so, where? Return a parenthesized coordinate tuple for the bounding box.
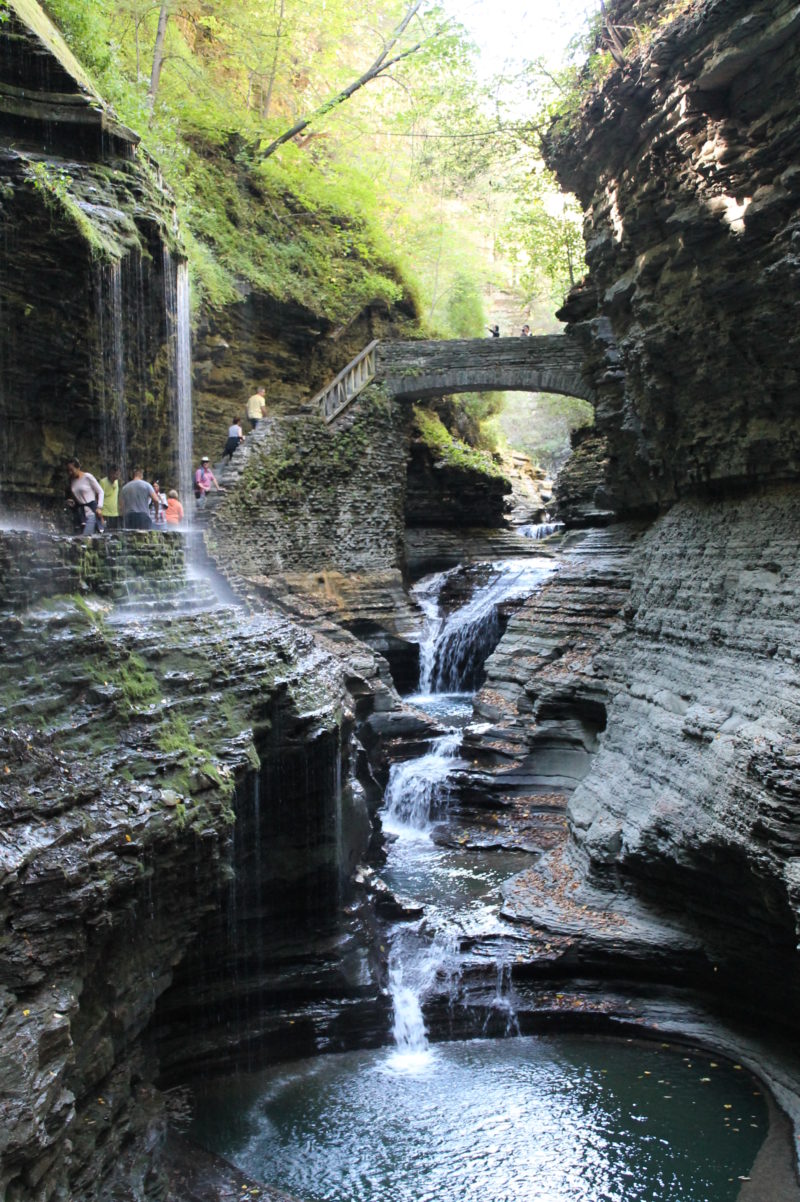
(413, 558, 556, 693)
(382, 732, 464, 839)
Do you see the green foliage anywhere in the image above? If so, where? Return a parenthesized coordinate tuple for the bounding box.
(497, 164, 585, 306)
(40, 0, 111, 73)
(28, 161, 121, 258)
(39, 0, 478, 322)
(156, 711, 235, 800)
(413, 405, 505, 479)
(444, 273, 486, 339)
(497, 391, 594, 474)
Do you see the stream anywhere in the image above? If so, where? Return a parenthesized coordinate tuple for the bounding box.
(190, 557, 771, 1201)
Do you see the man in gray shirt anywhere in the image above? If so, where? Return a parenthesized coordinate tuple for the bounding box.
(121, 468, 157, 530)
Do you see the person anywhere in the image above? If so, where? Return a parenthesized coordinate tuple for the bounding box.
(121, 467, 157, 530)
(194, 457, 222, 505)
(520, 324, 532, 337)
(99, 466, 120, 530)
(487, 324, 500, 337)
(222, 417, 244, 463)
(150, 480, 168, 528)
(246, 386, 266, 430)
(164, 489, 184, 525)
(66, 458, 104, 535)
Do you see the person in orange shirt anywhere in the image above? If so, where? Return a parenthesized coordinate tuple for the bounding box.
(164, 489, 184, 525)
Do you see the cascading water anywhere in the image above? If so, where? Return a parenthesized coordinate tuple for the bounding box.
(413, 557, 556, 693)
(382, 732, 463, 837)
(382, 733, 465, 1062)
(163, 249, 194, 521)
(386, 923, 460, 1070)
(175, 260, 194, 517)
(519, 519, 564, 540)
(382, 557, 556, 1059)
(95, 260, 128, 478)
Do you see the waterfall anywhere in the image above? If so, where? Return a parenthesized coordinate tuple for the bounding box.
(164, 249, 194, 520)
(176, 260, 194, 518)
(413, 558, 555, 694)
(382, 734, 465, 1062)
(382, 732, 463, 837)
(519, 519, 564, 540)
(386, 923, 460, 1069)
(95, 260, 128, 478)
(483, 956, 520, 1037)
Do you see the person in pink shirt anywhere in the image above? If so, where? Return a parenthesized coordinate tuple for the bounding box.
(193, 456, 222, 506)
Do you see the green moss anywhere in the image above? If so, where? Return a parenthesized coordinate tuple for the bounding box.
(28, 161, 125, 260)
(413, 406, 506, 479)
(117, 655, 161, 710)
(157, 712, 235, 804)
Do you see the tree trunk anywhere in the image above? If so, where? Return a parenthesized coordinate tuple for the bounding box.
(148, 1, 171, 109)
(258, 0, 427, 160)
(261, 0, 285, 120)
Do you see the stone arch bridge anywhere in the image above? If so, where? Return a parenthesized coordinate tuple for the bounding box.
(314, 335, 593, 424)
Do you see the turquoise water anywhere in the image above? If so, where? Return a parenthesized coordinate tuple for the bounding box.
(190, 1035, 767, 1202)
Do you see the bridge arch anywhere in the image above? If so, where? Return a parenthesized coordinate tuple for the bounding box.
(375, 335, 594, 405)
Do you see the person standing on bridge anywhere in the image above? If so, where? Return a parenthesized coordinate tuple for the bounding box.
(246, 386, 266, 430)
(487, 324, 500, 337)
(520, 324, 532, 337)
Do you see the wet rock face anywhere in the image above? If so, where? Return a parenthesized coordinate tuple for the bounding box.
(566, 486, 800, 1015)
(547, 0, 800, 513)
(0, 532, 392, 1200)
(0, 7, 180, 511)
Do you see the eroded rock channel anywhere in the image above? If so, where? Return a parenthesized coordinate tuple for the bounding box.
(2, 0, 800, 1199)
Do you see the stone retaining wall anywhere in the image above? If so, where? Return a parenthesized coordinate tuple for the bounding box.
(0, 530, 187, 611)
(207, 385, 411, 578)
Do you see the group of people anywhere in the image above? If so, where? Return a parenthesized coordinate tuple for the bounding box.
(487, 324, 533, 337)
(66, 461, 184, 535)
(217, 386, 268, 465)
(65, 385, 269, 534)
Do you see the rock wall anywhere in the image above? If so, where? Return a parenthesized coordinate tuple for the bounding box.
(0, 533, 394, 1200)
(205, 386, 410, 579)
(0, 529, 186, 610)
(0, 2, 182, 512)
(567, 486, 800, 1014)
(547, 0, 800, 515)
(520, 0, 800, 1030)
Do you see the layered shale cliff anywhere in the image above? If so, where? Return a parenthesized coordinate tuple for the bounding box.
(508, 0, 800, 1026)
(0, 532, 396, 1200)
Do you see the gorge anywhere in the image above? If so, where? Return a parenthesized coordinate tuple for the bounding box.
(1, 0, 800, 1200)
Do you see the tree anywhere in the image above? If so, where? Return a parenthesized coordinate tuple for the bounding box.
(256, 0, 442, 160)
(147, 0, 170, 108)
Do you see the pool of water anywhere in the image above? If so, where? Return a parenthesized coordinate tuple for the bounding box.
(191, 1035, 767, 1202)
(381, 838, 530, 930)
(404, 691, 476, 727)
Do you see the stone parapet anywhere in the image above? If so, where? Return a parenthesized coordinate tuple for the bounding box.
(0, 530, 187, 612)
(375, 335, 592, 403)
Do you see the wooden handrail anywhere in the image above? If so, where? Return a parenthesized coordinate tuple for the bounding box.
(310, 339, 380, 424)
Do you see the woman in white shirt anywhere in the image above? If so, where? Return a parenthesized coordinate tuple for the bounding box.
(222, 417, 244, 463)
(66, 458, 104, 534)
